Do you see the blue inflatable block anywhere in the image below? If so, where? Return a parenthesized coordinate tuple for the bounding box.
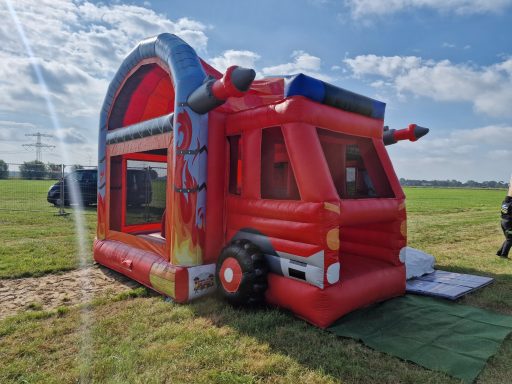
(284, 74, 325, 103)
(283, 73, 386, 120)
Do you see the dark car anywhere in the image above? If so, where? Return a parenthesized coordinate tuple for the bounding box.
(47, 169, 152, 207)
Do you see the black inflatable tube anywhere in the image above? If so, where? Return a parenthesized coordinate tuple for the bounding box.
(106, 113, 174, 144)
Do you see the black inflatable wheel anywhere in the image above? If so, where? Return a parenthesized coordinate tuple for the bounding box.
(216, 239, 268, 306)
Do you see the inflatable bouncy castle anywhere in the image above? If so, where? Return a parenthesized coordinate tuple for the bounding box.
(94, 34, 428, 328)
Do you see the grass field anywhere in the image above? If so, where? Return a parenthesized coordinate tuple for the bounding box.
(405, 188, 512, 315)
(0, 179, 96, 279)
(1, 184, 511, 383)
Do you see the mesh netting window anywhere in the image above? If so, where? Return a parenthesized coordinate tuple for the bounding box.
(228, 135, 242, 195)
(317, 128, 394, 199)
(125, 160, 167, 227)
(261, 127, 300, 200)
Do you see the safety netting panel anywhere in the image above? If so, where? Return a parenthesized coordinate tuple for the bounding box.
(125, 160, 167, 227)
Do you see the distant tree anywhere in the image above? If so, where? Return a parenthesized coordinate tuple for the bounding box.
(399, 178, 507, 189)
(149, 168, 159, 180)
(70, 164, 84, 172)
(47, 163, 62, 179)
(0, 160, 8, 179)
(20, 161, 47, 180)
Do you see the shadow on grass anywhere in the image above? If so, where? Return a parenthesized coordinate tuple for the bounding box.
(188, 294, 459, 384)
(185, 262, 512, 384)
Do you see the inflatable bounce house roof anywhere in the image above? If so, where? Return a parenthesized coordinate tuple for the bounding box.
(94, 33, 428, 328)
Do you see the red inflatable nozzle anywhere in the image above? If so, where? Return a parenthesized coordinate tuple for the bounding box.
(383, 124, 429, 146)
(187, 65, 256, 114)
(211, 66, 256, 100)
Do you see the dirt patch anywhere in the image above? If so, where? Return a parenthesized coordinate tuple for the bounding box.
(0, 265, 141, 320)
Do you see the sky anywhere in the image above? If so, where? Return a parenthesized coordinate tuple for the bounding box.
(0, 0, 511, 181)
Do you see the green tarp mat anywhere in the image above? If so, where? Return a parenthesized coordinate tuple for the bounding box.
(328, 295, 512, 383)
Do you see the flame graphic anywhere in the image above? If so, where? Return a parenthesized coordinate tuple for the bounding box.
(97, 194, 106, 239)
(176, 110, 192, 150)
(172, 192, 204, 265)
(171, 109, 206, 266)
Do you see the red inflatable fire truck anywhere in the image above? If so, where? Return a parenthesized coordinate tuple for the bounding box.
(94, 33, 428, 328)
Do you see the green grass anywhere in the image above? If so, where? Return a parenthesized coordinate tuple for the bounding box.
(0, 179, 58, 212)
(0, 294, 464, 384)
(0, 186, 511, 383)
(0, 179, 96, 278)
(405, 188, 512, 315)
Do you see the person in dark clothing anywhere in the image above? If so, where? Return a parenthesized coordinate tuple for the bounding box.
(497, 182, 512, 257)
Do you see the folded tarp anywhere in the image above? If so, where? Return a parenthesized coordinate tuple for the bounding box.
(328, 295, 512, 383)
(404, 247, 435, 279)
(406, 270, 493, 300)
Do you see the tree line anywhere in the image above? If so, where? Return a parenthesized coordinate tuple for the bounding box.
(400, 178, 509, 189)
(0, 160, 84, 180)
(0, 159, 508, 188)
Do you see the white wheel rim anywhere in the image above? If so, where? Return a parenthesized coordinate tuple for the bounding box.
(224, 267, 234, 283)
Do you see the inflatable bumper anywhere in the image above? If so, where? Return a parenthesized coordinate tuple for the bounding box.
(94, 239, 216, 302)
(266, 255, 405, 328)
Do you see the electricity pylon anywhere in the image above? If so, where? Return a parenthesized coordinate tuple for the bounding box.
(22, 132, 55, 162)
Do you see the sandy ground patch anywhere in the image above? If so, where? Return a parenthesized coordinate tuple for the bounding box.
(0, 265, 140, 320)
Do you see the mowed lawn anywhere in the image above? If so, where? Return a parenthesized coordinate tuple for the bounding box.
(0, 179, 96, 279)
(405, 188, 512, 314)
(1, 186, 511, 383)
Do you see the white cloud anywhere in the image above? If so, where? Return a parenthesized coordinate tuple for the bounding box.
(0, 0, 338, 164)
(210, 50, 261, 73)
(261, 51, 332, 81)
(487, 149, 512, 160)
(441, 42, 471, 50)
(54, 128, 88, 144)
(388, 125, 512, 181)
(0, 120, 36, 142)
(370, 80, 387, 88)
(344, 0, 512, 19)
(345, 55, 423, 78)
(344, 54, 512, 118)
(442, 42, 456, 48)
(0, 0, 209, 164)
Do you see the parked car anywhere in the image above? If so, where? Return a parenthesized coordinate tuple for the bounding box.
(125, 168, 153, 207)
(48, 168, 152, 207)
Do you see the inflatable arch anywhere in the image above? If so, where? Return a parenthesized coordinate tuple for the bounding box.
(95, 33, 427, 328)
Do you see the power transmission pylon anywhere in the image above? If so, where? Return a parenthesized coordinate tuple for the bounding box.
(22, 132, 55, 162)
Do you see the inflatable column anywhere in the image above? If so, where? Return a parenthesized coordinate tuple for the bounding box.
(159, 36, 209, 267)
